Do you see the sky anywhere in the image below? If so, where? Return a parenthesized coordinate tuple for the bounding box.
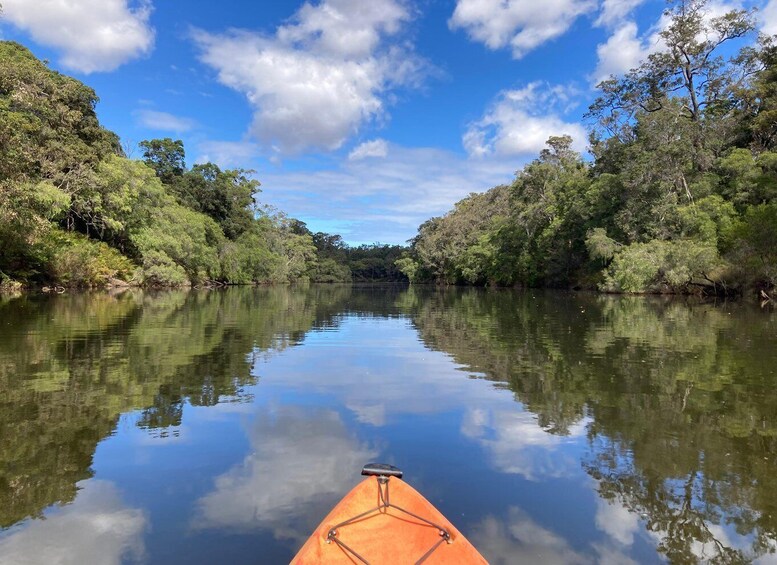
(2, 0, 776, 245)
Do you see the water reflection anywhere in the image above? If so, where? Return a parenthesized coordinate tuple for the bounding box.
(461, 407, 587, 480)
(193, 406, 377, 543)
(0, 480, 146, 565)
(469, 507, 591, 565)
(0, 286, 775, 564)
(405, 288, 777, 563)
(0, 286, 350, 528)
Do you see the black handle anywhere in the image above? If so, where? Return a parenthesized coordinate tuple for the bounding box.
(361, 463, 403, 478)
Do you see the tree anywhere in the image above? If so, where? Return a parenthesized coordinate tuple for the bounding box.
(139, 138, 185, 185)
(588, 0, 756, 169)
(735, 35, 777, 151)
(172, 163, 259, 240)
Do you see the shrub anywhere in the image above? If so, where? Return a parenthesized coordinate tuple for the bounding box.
(44, 229, 137, 287)
(602, 240, 720, 293)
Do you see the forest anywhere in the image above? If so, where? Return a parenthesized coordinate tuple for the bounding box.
(397, 0, 777, 296)
(0, 41, 401, 289)
(2, 0, 777, 295)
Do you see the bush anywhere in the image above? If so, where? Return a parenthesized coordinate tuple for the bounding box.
(725, 203, 777, 287)
(602, 240, 720, 293)
(44, 229, 137, 287)
(138, 250, 189, 286)
(308, 258, 351, 283)
(130, 203, 223, 284)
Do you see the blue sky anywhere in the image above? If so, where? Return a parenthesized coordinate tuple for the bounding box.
(2, 0, 775, 244)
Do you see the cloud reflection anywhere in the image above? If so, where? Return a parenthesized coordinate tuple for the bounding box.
(595, 496, 640, 547)
(0, 480, 146, 565)
(470, 507, 590, 565)
(192, 406, 377, 543)
(461, 407, 588, 479)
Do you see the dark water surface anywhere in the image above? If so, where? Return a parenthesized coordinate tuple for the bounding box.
(1, 286, 776, 564)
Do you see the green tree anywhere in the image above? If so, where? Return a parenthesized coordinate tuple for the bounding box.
(173, 163, 259, 240)
(139, 138, 185, 185)
(589, 0, 755, 156)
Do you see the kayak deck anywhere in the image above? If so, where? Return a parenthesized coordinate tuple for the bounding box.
(292, 465, 486, 564)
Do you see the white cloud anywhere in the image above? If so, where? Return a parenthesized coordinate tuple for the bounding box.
(0, 0, 154, 73)
(449, 0, 597, 59)
(595, 0, 646, 28)
(762, 0, 777, 34)
(134, 109, 197, 133)
(257, 144, 516, 244)
(0, 480, 146, 565)
(348, 139, 389, 160)
(193, 0, 425, 155)
(275, 0, 408, 58)
(463, 82, 588, 158)
(591, 21, 648, 84)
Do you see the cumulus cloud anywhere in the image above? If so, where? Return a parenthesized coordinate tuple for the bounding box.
(193, 0, 425, 155)
(134, 109, 197, 133)
(590, 21, 648, 84)
(449, 0, 597, 59)
(348, 139, 389, 160)
(595, 0, 646, 28)
(762, 0, 777, 34)
(463, 82, 588, 158)
(0, 480, 146, 565)
(0, 0, 154, 73)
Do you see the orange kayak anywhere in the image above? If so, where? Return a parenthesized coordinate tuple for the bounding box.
(292, 464, 487, 564)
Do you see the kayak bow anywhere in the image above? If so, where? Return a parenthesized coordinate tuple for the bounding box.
(292, 463, 487, 564)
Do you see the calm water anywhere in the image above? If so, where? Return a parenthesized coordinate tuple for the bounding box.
(0, 286, 776, 564)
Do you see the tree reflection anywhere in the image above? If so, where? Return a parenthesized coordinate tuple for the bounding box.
(404, 288, 777, 563)
(0, 285, 354, 528)
(2, 285, 776, 564)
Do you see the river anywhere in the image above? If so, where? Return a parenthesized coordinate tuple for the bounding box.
(0, 286, 775, 564)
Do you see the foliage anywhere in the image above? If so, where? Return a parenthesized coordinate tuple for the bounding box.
(601, 239, 720, 293)
(139, 138, 186, 184)
(291, 223, 408, 283)
(171, 163, 259, 240)
(395, 256, 419, 283)
(131, 202, 223, 285)
(346, 244, 407, 281)
(44, 229, 137, 287)
(0, 42, 328, 287)
(405, 1, 775, 295)
(725, 203, 777, 287)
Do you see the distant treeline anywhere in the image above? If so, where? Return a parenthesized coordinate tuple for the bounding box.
(396, 0, 777, 296)
(299, 228, 408, 282)
(0, 41, 406, 289)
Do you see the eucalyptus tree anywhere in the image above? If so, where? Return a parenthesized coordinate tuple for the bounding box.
(139, 138, 186, 185)
(588, 0, 756, 150)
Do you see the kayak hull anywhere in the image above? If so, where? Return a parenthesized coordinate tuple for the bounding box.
(292, 476, 486, 564)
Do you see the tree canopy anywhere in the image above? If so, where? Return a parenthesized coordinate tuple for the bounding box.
(0, 41, 384, 288)
(401, 0, 776, 296)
